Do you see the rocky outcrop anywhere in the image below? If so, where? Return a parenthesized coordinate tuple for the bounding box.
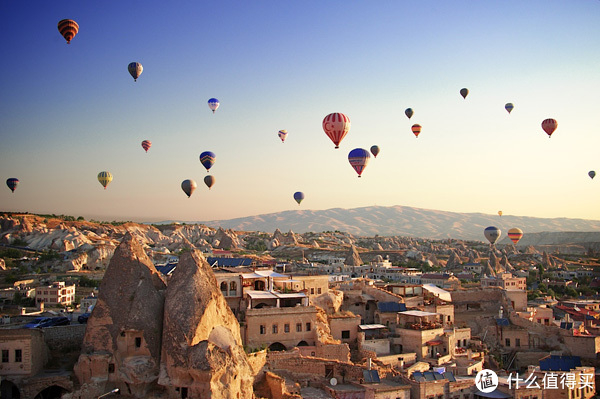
(158, 250, 254, 398)
(213, 227, 241, 250)
(74, 233, 167, 397)
(344, 245, 363, 266)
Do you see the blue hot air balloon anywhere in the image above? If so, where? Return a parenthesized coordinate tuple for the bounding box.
(484, 226, 501, 245)
(293, 191, 305, 205)
(348, 148, 371, 177)
(199, 151, 216, 172)
(6, 178, 19, 193)
(208, 98, 220, 113)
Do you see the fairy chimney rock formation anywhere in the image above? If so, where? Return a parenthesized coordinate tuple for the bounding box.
(74, 232, 167, 397)
(158, 249, 254, 398)
(344, 244, 363, 266)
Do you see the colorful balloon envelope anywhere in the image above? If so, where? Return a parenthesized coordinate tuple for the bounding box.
(484, 226, 501, 245)
(278, 130, 288, 143)
(498, 211, 502, 217)
(460, 88, 469, 99)
(128, 62, 143, 82)
(507, 228, 523, 245)
(505, 103, 514, 114)
(541, 118, 557, 138)
(405, 108, 414, 119)
(348, 148, 371, 178)
(6, 178, 19, 193)
(323, 113, 351, 149)
(141, 140, 152, 153)
(208, 98, 220, 113)
(57, 19, 79, 44)
(411, 124, 422, 138)
(97, 171, 113, 190)
(204, 175, 215, 190)
(370, 145, 380, 158)
(181, 179, 197, 198)
(199, 151, 216, 172)
(589, 171, 596, 180)
(293, 191, 305, 205)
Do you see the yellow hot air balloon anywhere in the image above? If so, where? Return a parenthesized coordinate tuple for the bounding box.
(498, 211, 502, 217)
(508, 228, 523, 244)
(98, 171, 113, 189)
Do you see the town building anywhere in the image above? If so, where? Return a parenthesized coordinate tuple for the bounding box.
(34, 282, 75, 306)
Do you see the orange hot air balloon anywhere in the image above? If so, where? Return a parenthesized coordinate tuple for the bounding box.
(323, 113, 351, 149)
(542, 118, 557, 138)
(411, 124, 421, 138)
(58, 19, 79, 44)
(507, 228, 523, 245)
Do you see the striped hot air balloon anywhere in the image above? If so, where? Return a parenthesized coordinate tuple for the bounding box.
(208, 98, 220, 113)
(505, 103, 514, 114)
(58, 19, 79, 44)
(507, 228, 523, 245)
(323, 113, 351, 149)
(97, 171, 113, 190)
(411, 124, 422, 138)
(542, 118, 557, 138)
(484, 226, 501, 245)
(141, 140, 152, 153)
(199, 151, 216, 172)
(348, 148, 371, 177)
(278, 130, 288, 143)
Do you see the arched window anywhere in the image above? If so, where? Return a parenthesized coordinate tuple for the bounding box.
(230, 281, 237, 291)
(220, 282, 227, 292)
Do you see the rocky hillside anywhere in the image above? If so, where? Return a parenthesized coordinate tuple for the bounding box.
(200, 205, 600, 240)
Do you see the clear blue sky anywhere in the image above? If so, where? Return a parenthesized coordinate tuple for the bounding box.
(1, 1, 600, 223)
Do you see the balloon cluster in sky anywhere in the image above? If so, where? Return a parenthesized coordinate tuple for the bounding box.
(5, 18, 597, 246)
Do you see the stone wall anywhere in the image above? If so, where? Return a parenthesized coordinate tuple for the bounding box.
(43, 324, 86, 351)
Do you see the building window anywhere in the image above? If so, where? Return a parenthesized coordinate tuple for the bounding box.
(463, 339, 467, 347)
(272, 324, 278, 334)
(505, 338, 510, 347)
(311, 288, 315, 295)
(515, 338, 521, 347)
(306, 322, 311, 331)
(1, 350, 8, 363)
(135, 337, 142, 348)
(260, 325, 266, 335)
(365, 304, 370, 310)
(220, 282, 227, 292)
(317, 288, 322, 294)
(296, 323, 302, 332)
(448, 315, 451, 322)
(341, 330, 350, 339)
(230, 281, 237, 291)
(108, 363, 115, 373)
(15, 349, 22, 363)
(284, 324, 290, 333)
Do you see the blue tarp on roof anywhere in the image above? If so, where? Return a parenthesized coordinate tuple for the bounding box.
(155, 264, 177, 276)
(560, 322, 573, 330)
(377, 302, 407, 312)
(207, 257, 253, 267)
(539, 355, 581, 371)
(495, 318, 510, 326)
(413, 372, 425, 382)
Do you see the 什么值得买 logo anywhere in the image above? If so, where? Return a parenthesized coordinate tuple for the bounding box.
(475, 369, 498, 393)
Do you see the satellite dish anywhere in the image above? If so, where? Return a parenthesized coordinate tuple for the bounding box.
(330, 377, 338, 386)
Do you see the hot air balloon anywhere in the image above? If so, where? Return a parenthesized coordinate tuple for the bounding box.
(6, 178, 19, 193)
(589, 171, 596, 180)
(370, 145, 380, 158)
(507, 228, 523, 245)
(460, 88, 469, 99)
(348, 148, 371, 178)
(323, 113, 351, 149)
(141, 140, 152, 153)
(278, 130, 288, 143)
(411, 124, 422, 138)
(498, 211, 503, 217)
(199, 151, 216, 172)
(208, 98, 220, 113)
(505, 103, 514, 114)
(484, 226, 501, 245)
(293, 191, 305, 205)
(204, 175, 215, 190)
(181, 179, 197, 198)
(541, 118, 557, 138)
(97, 171, 113, 190)
(57, 19, 79, 44)
(405, 108, 414, 119)
(128, 62, 143, 82)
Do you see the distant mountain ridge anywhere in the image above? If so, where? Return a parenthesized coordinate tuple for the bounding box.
(199, 205, 600, 241)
